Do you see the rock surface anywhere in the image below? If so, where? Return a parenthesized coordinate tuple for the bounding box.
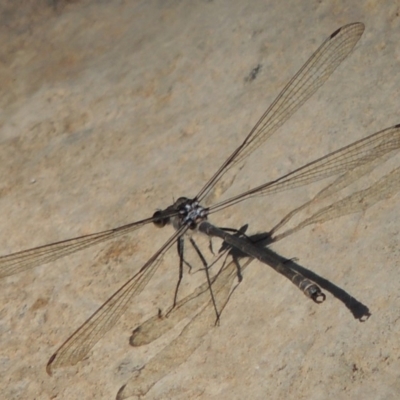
(1, 1, 400, 399)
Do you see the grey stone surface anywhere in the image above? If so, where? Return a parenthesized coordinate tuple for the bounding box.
(1, 1, 399, 399)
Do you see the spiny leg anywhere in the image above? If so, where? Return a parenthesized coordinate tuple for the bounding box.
(189, 237, 220, 324)
(169, 236, 185, 313)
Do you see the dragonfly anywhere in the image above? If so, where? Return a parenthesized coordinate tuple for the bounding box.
(3, 22, 393, 376)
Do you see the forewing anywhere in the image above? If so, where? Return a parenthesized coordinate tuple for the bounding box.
(209, 124, 400, 213)
(0, 217, 154, 278)
(197, 23, 364, 203)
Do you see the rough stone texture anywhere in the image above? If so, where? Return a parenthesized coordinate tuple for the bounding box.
(1, 1, 399, 399)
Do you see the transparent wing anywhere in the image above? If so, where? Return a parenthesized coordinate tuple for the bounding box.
(0, 216, 159, 278)
(196, 22, 365, 203)
(209, 124, 400, 213)
(46, 225, 188, 374)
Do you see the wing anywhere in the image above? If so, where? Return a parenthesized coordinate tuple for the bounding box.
(209, 124, 400, 213)
(0, 216, 155, 278)
(196, 22, 364, 203)
(46, 225, 188, 374)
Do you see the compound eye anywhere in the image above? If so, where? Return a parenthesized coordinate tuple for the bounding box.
(153, 210, 168, 228)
